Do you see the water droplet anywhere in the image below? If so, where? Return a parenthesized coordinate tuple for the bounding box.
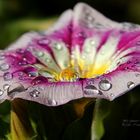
(99, 79, 112, 91)
(90, 40, 95, 45)
(127, 81, 135, 89)
(54, 43, 63, 50)
(16, 49, 24, 54)
(110, 93, 114, 97)
(84, 85, 99, 95)
(100, 50, 105, 55)
(3, 72, 13, 81)
(0, 63, 10, 71)
(0, 89, 4, 96)
(0, 53, 5, 60)
(82, 55, 86, 59)
(48, 99, 57, 106)
(36, 51, 44, 57)
(29, 89, 40, 97)
(7, 83, 26, 97)
(45, 58, 51, 63)
(28, 71, 38, 77)
(38, 38, 50, 45)
(3, 84, 10, 90)
(135, 73, 140, 77)
(85, 48, 90, 53)
(18, 60, 28, 65)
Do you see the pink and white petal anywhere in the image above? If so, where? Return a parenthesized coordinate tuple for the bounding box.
(0, 78, 84, 106)
(28, 45, 61, 73)
(7, 32, 40, 51)
(73, 3, 121, 30)
(83, 70, 140, 101)
(49, 41, 71, 69)
(93, 31, 121, 71)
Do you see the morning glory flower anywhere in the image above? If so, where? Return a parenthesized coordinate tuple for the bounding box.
(0, 3, 140, 106)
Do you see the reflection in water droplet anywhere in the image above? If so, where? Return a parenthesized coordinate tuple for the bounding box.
(0, 63, 10, 71)
(0, 89, 4, 96)
(36, 51, 44, 57)
(48, 99, 57, 106)
(127, 81, 135, 89)
(135, 73, 140, 77)
(110, 93, 114, 97)
(45, 58, 51, 63)
(84, 85, 99, 95)
(29, 89, 40, 97)
(3, 72, 13, 81)
(0, 53, 5, 60)
(38, 38, 50, 45)
(54, 43, 63, 50)
(7, 83, 26, 97)
(99, 79, 112, 91)
(90, 40, 95, 45)
(3, 84, 10, 90)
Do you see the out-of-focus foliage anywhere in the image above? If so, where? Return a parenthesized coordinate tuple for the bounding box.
(0, 0, 140, 140)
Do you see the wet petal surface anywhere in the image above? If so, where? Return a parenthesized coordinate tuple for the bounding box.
(0, 3, 140, 106)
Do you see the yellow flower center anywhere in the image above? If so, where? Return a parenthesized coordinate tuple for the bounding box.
(59, 68, 78, 81)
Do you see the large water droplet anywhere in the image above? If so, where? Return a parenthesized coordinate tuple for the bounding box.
(3, 72, 13, 81)
(0, 89, 4, 96)
(84, 85, 100, 95)
(0, 63, 10, 71)
(127, 81, 135, 89)
(99, 79, 112, 91)
(29, 89, 40, 97)
(7, 83, 25, 97)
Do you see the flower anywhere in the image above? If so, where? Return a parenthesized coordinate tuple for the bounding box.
(0, 3, 140, 106)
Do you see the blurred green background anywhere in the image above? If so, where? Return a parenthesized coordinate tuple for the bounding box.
(0, 0, 140, 49)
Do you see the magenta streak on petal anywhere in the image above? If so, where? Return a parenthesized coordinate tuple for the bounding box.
(113, 32, 140, 60)
(49, 22, 73, 47)
(117, 31, 140, 50)
(96, 30, 112, 52)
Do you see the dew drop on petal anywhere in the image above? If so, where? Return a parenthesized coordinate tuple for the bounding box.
(16, 48, 25, 54)
(48, 99, 57, 106)
(99, 79, 112, 91)
(3, 84, 10, 90)
(54, 43, 63, 50)
(7, 83, 26, 97)
(0, 63, 10, 71)
(38, 38, 50, 45)
(45, 58, 52, 63)
(84, 85, 99, 95)
(3, 72, 13, 81)
(127, 81, 135, 89)
(29, 89, 40, 97)
(0, 53, 5, 60)
(90, 40, 96, 45)
(36, 51, 44, 57)
(0, 89, 4, 96)
(110, 93, 114, 97)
